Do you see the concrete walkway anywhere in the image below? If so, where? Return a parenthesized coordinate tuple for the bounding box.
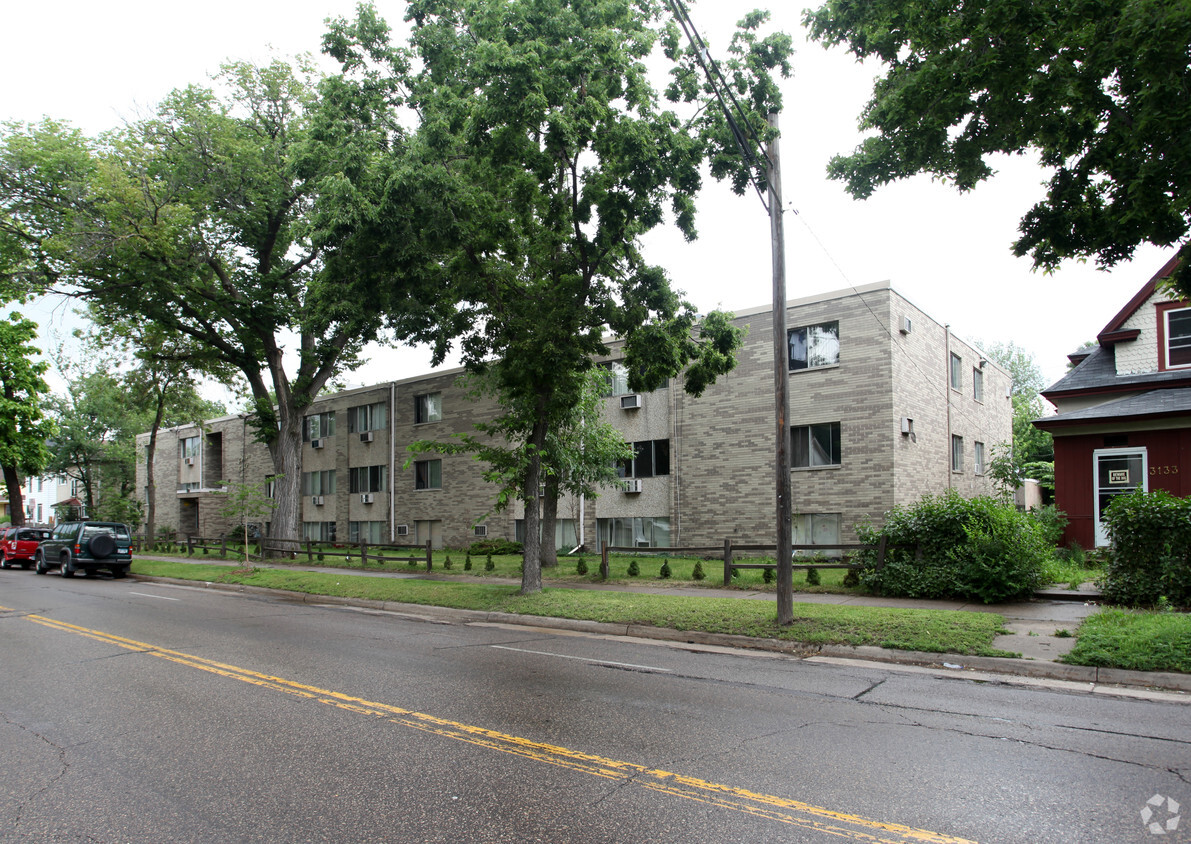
(130, 556, 1190, 697)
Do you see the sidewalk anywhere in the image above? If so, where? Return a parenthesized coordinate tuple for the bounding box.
(130, 557, 1191, 698)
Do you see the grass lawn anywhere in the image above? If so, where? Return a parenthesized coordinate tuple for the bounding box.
(131, 559, 1014, 657)
(1063, 609, 1191, 674)
(154, 546, 864, 593)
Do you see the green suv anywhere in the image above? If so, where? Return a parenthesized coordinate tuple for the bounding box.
(35, 521, 133, 578)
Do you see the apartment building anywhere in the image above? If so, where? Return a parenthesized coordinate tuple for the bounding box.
(138, 282, 1011, 550)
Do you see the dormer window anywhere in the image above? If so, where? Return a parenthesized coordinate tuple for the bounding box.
(1165, 307, 1191, 368)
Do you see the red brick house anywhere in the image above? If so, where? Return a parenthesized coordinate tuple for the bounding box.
(1036, 256, 1191, 548)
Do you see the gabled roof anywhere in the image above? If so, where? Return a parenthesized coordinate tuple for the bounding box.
(1096, 254, 1181, 343)
(1043, 342, 1191, 398)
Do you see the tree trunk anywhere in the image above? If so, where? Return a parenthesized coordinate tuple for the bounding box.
(144, 396, 166, 545)
(540, 474, 559, 567)
(266, 411, 304, 547)
(519, 415, 548, 594)
(2, 465, 25, 526)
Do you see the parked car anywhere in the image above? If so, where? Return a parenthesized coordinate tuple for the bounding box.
(35, 521, 133, 578)
(0, 527, 51, 569)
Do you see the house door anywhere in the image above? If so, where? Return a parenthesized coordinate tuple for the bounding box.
(1093, 448, 1147, 547)
(414, 519, 443, 551)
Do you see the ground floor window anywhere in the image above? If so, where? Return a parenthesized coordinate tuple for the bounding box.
(348, 521, 386, 543)
(302, 521, 337, 542)
(515, 518, 578, 550)
(793, 513, 841, 556)
(597, 517, 671, 550)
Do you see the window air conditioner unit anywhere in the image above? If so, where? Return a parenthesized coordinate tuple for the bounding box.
(624, 478, 643, 494)
(396, 524, 409, 537)
(900, 316, 913, 335)
(900, 417, 913, 435)
(311, 438, 324, 449)
(474, 525, 488, 537)
(636, 540, 651, 548)
(360, 493, 374, 504)
(620, 394, 641, 410)
(184, 457, 195, 466)
(360, 431, 374, 443)
(312, 495, 325, 506)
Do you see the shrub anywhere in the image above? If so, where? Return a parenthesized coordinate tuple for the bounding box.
(443, 555, 453, 570)
(805, 567, 821, 586)
(762, 566, 774, 584)
(1100, 489, 1191, 607)
(464, 555, 473, 571)
(468, 538, 523, 556)
(576, 557, 588, 575)
(659, 559, 671, 579)
(1027, 505, 1068, 547)
(484, 554, 495, 572)
(627, 559, 640, 577)
(856, 491, 1050, 603)
(691, 561, 705, 581)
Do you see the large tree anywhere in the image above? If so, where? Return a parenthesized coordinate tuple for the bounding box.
(0, 59, 439, 541)
(804, 0, 1191, 292)
(329, 0, 787, 592)
(0, 313, 54, 525)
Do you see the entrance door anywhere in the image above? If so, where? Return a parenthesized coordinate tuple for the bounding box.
(1093, 448, 1147, 547)
(414, 519, 443, 550)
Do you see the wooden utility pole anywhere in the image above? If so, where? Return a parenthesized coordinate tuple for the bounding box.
(768, 112, 793, 626)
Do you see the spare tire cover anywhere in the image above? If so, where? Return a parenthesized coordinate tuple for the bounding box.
(88, 533, 116, 559)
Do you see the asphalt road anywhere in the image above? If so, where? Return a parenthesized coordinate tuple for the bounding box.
(1, 572, 1188, 843)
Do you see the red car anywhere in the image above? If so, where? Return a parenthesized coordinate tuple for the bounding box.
(1, 526, 51, 569)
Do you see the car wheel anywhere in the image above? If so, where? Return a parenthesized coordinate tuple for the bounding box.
(111, 567, 127, 579)
(34, 551, 47, 575)
(59, 555, 74, 578)
(0, 553, 9, 569)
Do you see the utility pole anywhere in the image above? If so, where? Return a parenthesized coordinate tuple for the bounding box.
(768, 113, 793, 626)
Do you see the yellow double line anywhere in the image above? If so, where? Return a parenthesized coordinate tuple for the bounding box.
(8, 607, 976, 844)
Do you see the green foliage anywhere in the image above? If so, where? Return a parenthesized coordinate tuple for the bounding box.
(842, 568, 860, 588)
(762, 565, 774, 584)
(485, 554, 495, 572)
(627, 559, 640, 577)
(1100, 490, 1191, 607)
(659, 559, 672, 579)
(1063, 609, 1191, 674)
(467, 538, 524, 556)
(443, 555, 453, 570)
(464, 555, 473, 572)
(856, 492, 1051, 603)
(805, 567, 821, 586)
(576, 557, 588, 576)
(805, 0, 1191, 293)
(0, 313, 55, 522)
(691, 560, 705, 581)
(1028, 506, 1067, 547)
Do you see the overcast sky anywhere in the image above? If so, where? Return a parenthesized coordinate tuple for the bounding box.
(4, 0, 1174, 403)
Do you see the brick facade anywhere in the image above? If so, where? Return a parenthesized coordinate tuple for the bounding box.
(137, 283, 1011, 550)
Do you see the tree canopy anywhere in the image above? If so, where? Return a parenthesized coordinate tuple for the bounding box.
(330, 0, 788, 590)
(805, 0, 1191, 292)
(0, 313, 54, 524)
(0, 58, 439, 540)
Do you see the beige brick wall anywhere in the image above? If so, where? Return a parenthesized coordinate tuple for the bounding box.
(138, 284, 1012, 550)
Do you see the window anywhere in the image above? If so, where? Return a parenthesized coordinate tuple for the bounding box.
(793, 513, 841, 555)
(597, 517, 671, 550)
(348, 402, 387, 433)
(303, 412, 336, 441)
(414, 392, 442, 424)
(180, 436, 200, 459)
(972, 367, 984, 402)
(792, 422, 841, 468)
(178, 482, 201, 493)
(301, 470, 337, 496)
(618, 439, 671, 478)
(1166, 307, 1191, 368)
(515, 519, 578, 550)
(302, 521, 337, 542)
(599, 362, 666, 397)
(414, 459, 442, 490)
(349, 521, 386, 543)
(974, 441, 986, 475)
(265, 475, 278, 499)
(788, 322, 840, 371)
(950, 353, 962, 390)
(951, 435, 964, 472)
(349, 465, 387, 493)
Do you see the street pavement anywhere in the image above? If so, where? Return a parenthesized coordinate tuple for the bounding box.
(131, 556, 1191, 698)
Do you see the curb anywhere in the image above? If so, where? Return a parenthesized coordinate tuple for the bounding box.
(130, 575, 1191, 696)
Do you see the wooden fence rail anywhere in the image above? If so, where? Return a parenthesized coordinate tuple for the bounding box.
(600, 537, 914, 585)
(168, 535, 434, 571)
